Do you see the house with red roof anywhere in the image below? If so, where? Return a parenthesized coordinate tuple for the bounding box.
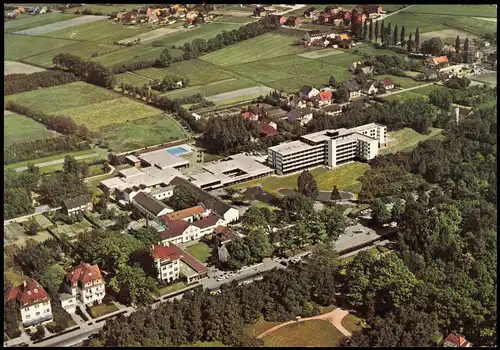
(426, 56, 449, 67)
(192, 212, 226, 235)
(441, 332, 472, 347)
(241, 111, 258, 121)
(379, 77, 395, 90)
(8, 279, 53, 327)
(260, 121, 278, 137)
(163, 205, 209, 223)
(63, 263, 105, 307)
(315, 91, 333, 107)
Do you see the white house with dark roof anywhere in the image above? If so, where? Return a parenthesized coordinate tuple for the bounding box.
(132, 192, 173, 222)
(342, 80, 362, 99)
(62, 195, 92, 217)
(298, 86, 320, 99)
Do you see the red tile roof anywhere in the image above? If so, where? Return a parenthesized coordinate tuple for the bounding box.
(443, 332, 472, 347)
(319, 91, 333, 101)
(180, 251, 208, 274)
(259, 121, 278, 137)
(152, 243, 182, 261)
(382, 77, 394, 86)
(159, 219, 191, 239)
(66, 263, 103, 287)
(192, 213, 222, 229)
(241, 111, 255, 119)
(164, 206, 205, 221)
(430, 56, 449, 65)
(8, 279, 50, 307)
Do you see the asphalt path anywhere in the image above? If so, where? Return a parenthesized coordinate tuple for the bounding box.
(15, 153, 98, 172)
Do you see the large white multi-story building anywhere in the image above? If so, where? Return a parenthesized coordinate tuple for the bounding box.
(64, 264, 106, 307)
(8, 279, 53, 328)
(267, 123, 387, 174)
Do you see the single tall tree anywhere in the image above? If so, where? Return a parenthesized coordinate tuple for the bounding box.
(455, 36, 460, 54)
(387, 22, 392, 43)
(297, 170, 319, 199)
(415, 28, 420, 52)
(331, 185, 341, 201)
(400, 25, 406, 48)
(369, 20, 373, 42)
(351, 17, 357, 35)
(464, 37, 469, 52)
(357, 21, 363, 38)
(329, 75, 337, 87)
(393, 24, 398, 46)
(380, 21, 385, 42)
(375, 20, 379, 42)
(363, 20, 368, 41)
(407, 33, 414, 52)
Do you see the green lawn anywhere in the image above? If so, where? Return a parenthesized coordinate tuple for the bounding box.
(98, 114, 186, 152)
(381, 127, 443, 154)
(91, 45, 164, 68)
(4, 113, 56, 146)
(4, 149, 100, 171)
(160, 23, 243, 47)
(231, 163, 371, 195)
(50, 219, 94, 240)
(471, 74, 497, 86)
(348, 45, 410, 59)
(4, 12, 81, 32)
(88, 303, 119, 318)
(263, 319, 346, 347)
(66, 4, 144, 14)
(5, 33, 74, 60)
(200, 33, 316, 67)
(162, 77, 257, 99)
(383, 84, 448, 102)
(378, 12, 448, 34)
(115, 72, 153, 86)
(416, 14, 496, 39)
(24, 41, 122, 68)
(405, 4, 497, 17)
(185, 243, 212, 263)
(158, 281, 187, 296)
(244, 316, 282, 338)
(375, 74, 426, 89)
(341, 314, 364, 334)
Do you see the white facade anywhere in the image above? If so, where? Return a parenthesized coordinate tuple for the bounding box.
(21, 300, 52, 328)
(65, 264, 106, 307)
(60, 294, 77, 313)
(73, 280, 106, 306)
(268, 123, 387, 175)
(349, 90, 362, 99)
(223, 208, 240, 223)
(161, 225, 202, 245)
(157, 257, 180, 282)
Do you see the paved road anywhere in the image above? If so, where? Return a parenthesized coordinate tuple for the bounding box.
(15, 153, 99, 172)
(373, 5, 414, 22)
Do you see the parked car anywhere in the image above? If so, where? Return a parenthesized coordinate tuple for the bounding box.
(280, 261, 288, 266)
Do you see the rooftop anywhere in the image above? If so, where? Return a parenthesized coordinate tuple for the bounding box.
(62, 195, 91, 210)
(159, 219, 191, 239)
(268, 140, 315, 155)
(133, 192, 171, 215)
(164, 205, 206, 221)
(66, 263, 103, 284)
(100, 167, 183, 191)
(8, 279, 50, 307)
(138, 149, 189, 169)
(125, 155, 140, 163)
(119, 166, 143, 178)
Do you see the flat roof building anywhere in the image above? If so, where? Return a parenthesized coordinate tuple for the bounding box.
(100, 167, 183, 193)
(268, 123, 387, 174)
(138, 149, 189, 170)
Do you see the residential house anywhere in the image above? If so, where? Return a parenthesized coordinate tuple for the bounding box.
(185, 10, 199, 23)
(152, 242, 181, 282)
(298, 85, 320, 99)
(241, 111, 259, 121)
(289, 95, 308, 109)
(192, 213, 226, 236)
(253, 6, 266, 17)
(315, 91, 333, 107)
(260, 121, 278, 137)
(62, 195, 92, 217)
(191, 113, 202, 121)
(266, 107, 288, 120)
(425, 56, 449, 67)
(363, 5, 382, 18)
(163, 205, 208, 223)
(342, 81, 362, 99)
(379, 77, 395, 90)
(304, 30, 323, 44)
(125, 155, 141, 168)
(438, 63, 467, 77)
(322, 104, 343, 117)
(361, 81, 378, 95)
(214, 225, 238, 245)
(146, 8, 159, 23)
(59, 293, 77, 314)
(268, 14, 287, 25)
(421, 69, 438, 81)
(122, 184, 149, 202)
(454, 107, 473, 124)
(150, 185, 175, 201)
(287, 108, 313, 126)
(351, 61, 373, 74)
(64, 264, 105, 307)
(169, 177, 240, 223)
(159, 219, 201, 245)
(131, 192, 173, 222)
(441, 332, 472, 347)
(337, 39, 353, 49)
(8, 280, 53, 328)
(122, 12, 137, 24)
(286, 16, 301, 27)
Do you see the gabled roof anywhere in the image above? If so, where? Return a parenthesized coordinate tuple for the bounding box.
(428, 56, 449, 65)
(159, 219, 192, 239)
(382, 77, 394, 86)
(339, 34, 349, 40)
(133, 192, 170, 215)
(319, 91, 333, 101)
(343, 80, 361, 92)
(362, 81, 376, 90)
(442, 332, 472, 347)
(299, 85, 313, 95)
(214, 225, 237, 242)
(164, 205, 206, 221)
(260, 121, 278, 136)
(66, 263, 103, 284)
(361, 66, 374, 74)
(152, 243, 182, 261)
(241, 111, 255, 119)
(192, 213, 222, 229)
(8, 279, 50, 307)
(62, 195, 91, 210)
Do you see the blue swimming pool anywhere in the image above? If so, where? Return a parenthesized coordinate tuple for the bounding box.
(166, 147, 188, 156)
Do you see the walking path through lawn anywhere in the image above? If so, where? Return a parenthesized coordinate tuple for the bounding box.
(373, 5, 415, 22)
(257, 308, 352, 339)
(15, 153, 99, 172)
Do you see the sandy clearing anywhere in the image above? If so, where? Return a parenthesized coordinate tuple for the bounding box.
(4, 61, 46, 75)
(206, 86, 273, 103)
(118, 27, 184, 44)
(14, 15, 108, 35)
(298, 49, 345, 59)
(473, 17, 497, 22)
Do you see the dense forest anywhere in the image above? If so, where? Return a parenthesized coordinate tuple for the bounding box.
(4, 71, 78, 96)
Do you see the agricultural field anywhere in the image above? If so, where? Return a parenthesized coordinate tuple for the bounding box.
(14, 15, 108, 36)
(471, 74, 497, 86)
(91, 44, 164, 68)
(118, 27, 183, 44)
(66, 4, 145, 15)
(162, 77, 256, 99)
(200, 33, 316, 66)
(159, 23, 243, 47)
(405, 4, 497, 17)
(4, 112, 56, 146)
(377, 12, 448, 34)
(375, 74, 426, 89)
(262, 319, 345, 347)
(4, 149, 102, 172)
(381, 127, 443, 154)
(298, 49, 346, 59)
(5, 33, 74, 60)
(4, 60, 46, 74)
(44, 19, 156, 43)
(231, 163, 370, 196)
(417, 14, 494, 40)
(116, 71, 152, 86)
(98, 115, 186, 152)
(348, 45, 410, 59)
(4, 12, 81, 33)
(23, 41, 122, 68)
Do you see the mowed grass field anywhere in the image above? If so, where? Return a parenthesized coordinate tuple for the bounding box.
(98, 115, 186, 152)
(159, 23, 243, 47)
(231, 163, 371, 195)
(262, 319, 346, 347)
(23, 41, 121, 67)
(4, 12, 81, 32)
(66, 4, 144, 14)
(4, 113, 56, 146)
(381, 127, 443, 154)
(377, 12, 448, 34)
(383, 84, 448, 101)
(163, 77, 256, 99)
(416, 14, 497, 38)
(200, 33, 315, 66)
(5, 33, 74, 60)
(405, 4, 497, 17)
(91, 44, 164, 68)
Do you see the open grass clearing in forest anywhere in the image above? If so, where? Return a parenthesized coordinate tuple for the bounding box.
(200, 33, 316, 66)
(231, 163, 370, 196)
(262, 319, 346, 347)
(341, 314, 364, 334)
(4, 60, 46, 74)
(4, 112, 57, 146)
(298, 49, 346, 59)
(98, 115, 186, 153)
(185, 242, 212, 263)
(404, 4, 497, 17)
(4, 33, 75, 61)
(381, 127, 443, 155)
(14, 15, 108, 35)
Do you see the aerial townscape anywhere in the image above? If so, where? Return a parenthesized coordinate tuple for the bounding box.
(3, 2, 497, 348)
